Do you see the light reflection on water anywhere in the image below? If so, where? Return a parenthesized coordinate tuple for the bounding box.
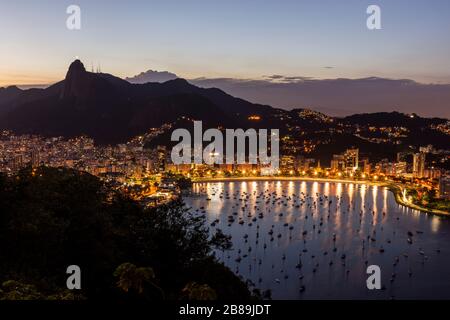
(185, 180, 450, 300)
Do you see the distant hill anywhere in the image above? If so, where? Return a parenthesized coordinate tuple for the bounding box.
(0, 86, 22, 114)
(191, 77, 450, 119)
(342, 112, 443, 128)
(0, 85, 56, 116)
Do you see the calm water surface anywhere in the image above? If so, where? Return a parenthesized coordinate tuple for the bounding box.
(184, 180, 450, 300)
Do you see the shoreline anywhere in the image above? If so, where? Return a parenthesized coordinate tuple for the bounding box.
(387, 183, 449, 217)
(193, 176, 389, 189)
(192, 177, 450, 217)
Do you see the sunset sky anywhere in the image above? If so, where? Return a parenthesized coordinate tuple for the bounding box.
(1, 0, 450, 86)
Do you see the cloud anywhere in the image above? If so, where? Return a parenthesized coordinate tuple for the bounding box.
(263, 74, 315, 83)
(265, 75, 284, 80)
(125, 70, 178, 83)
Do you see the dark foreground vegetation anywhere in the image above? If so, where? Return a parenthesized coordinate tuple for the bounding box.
(0, 167, 253, 300)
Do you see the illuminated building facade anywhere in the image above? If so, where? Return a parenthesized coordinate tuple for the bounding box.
(413, 152, 426, 178)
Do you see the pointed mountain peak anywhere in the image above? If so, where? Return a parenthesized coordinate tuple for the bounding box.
(66, 60, 87, 78)
(61, 60, 90, 99)
(70, 59, 85, 69)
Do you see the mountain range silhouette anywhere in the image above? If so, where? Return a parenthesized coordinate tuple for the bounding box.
(0, 60, 448, 147)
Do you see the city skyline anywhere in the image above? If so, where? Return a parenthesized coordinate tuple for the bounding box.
(1, 129, 448, 210)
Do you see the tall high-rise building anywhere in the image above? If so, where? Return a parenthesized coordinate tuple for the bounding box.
(31, 149, 40, 168)
(11, 154, 24, 171)
(413, 152, 426, 178)
(294, 155, 306, 172)
(331, 154, 345, 171)
(157, 145, 167, 172)
(361, 158, 371, 174)
(344, 148, 359, 171)
(280, 155, 295, 172)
